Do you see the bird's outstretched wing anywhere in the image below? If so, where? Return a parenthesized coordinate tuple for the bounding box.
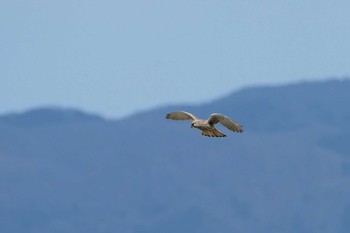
(166, 111, 198, 120)
(208, 113, 243, 133)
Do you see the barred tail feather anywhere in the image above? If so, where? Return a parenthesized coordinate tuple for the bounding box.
(201, 129, 226, 137)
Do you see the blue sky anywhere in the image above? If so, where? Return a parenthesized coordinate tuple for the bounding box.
(1, 0, 350, 118)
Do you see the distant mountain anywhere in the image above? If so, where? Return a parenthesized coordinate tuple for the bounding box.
(0, 107, 104, 127)
(0, 79, 350, 233)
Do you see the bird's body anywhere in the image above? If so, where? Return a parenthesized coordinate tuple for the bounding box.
(166, 111, 243, 137)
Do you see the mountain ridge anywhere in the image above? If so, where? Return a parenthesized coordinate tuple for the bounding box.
(0, 79, 350, 233)
(0, 78, 350, 121)
(0, 107, 104, 128)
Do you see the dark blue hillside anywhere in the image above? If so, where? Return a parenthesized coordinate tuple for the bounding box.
(0, 79, 349, 233)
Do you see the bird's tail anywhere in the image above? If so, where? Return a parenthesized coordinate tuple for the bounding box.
(201, 129, 226, 137)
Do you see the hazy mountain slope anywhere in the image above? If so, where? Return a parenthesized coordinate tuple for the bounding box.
(0, 79, 350, 233)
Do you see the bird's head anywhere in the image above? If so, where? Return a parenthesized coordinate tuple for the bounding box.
(191, 122, 194, 128)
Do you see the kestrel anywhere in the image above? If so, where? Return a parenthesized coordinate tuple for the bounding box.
(166, 111, 243, 137)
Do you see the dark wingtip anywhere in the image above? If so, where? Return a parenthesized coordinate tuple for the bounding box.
(165, 113, 170, 119)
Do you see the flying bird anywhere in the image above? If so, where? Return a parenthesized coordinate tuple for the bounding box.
(165, 111, 243, 137)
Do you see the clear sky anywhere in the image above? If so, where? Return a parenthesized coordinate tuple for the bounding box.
(1, 0, 350, 118)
